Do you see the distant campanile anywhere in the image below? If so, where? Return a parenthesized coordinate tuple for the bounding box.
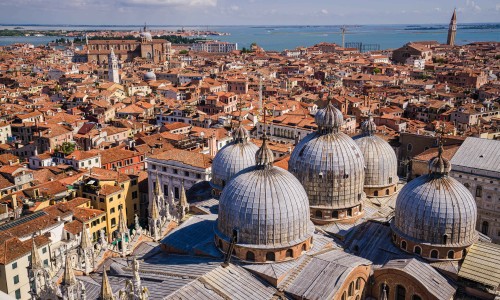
(447, 8, 457, 46)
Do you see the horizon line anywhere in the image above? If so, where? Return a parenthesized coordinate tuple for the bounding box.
(1, 22, 500, 27)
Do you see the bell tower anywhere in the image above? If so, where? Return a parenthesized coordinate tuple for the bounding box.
(447, 8, 457, 46)
(108, 47, 120, 84)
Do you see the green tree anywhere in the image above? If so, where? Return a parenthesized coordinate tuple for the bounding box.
(56, 142, 75, 155)
(373, 68, 381, 74)
(179, 50, 189, 55)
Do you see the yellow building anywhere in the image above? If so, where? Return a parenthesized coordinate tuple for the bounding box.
(79, 167, 139, 240)
(43, 197, 106, 242)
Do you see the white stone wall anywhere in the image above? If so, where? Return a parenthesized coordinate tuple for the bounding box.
(451, 170, 500, 244)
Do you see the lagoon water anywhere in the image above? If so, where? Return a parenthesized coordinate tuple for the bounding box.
(0, 24, 499, 51)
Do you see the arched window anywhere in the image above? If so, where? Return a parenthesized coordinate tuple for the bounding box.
(412, 295, 422, 300)
(394, 186, 397, 192)
(315, 210, 322, 219)
(341, 291, 346, 300)
(355, 296, 360, 300)
(401, 240, 407, 250)
(302, 244, 307, 252)
(443, 234, 448, 244)
(482, 221, 489, 235)
(374, 190, 379, 197)
(396, 285, 406, 300)
(355, 278, 362, 290)
(389, 177, 393, 184)
(348, 281, 354, 296)
(447, 250, 454, 259)
(414, 246, 422, 255)
(246, 251, 255, 262)
(386, 189, 389, 195)
(265, 252, 275, 262)
(347, 208, 352, 217)
(218, 239, 223, 250)
(430, 249, 439, 259)
(476, 185, 483, 197)
(332, 211, 339, 219)
(285, 249, 293, 258)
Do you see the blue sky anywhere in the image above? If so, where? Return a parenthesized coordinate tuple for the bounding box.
(0, 0, 499, 25)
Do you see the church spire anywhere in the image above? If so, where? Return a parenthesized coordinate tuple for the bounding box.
(447, 8, 457, 46)
(100, 270, 115, 300)
(63, 255, 76, 286)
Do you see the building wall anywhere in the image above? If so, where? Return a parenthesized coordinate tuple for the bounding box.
(370, 268, 445, 300)
(0, 124, 12, 144)
(146, 158, 211, 214)
(0, 242, 51, 300)
(451, 170, 500, 244)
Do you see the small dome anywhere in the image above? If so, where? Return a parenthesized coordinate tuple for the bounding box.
(210, 126, 259, 191)
(140, 31, 153, 42)
(392, 147, 478, 247)
(216, 165, 314, 248)
(144, 71, 156, 82)
(354, 115, 398, 189)
(314, 101, 344, 134)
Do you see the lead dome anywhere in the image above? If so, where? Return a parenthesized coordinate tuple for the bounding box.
(215, 137, 314, 263)
(288, 100, 365, 224)
(210, 125, 259, 195)
(353, 114, 398, 198)
(391, 145, 478, 261)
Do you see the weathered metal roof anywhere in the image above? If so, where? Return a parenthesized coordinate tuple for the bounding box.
(343, 221, 410, 267)
(450, 137, 500, 174)
(381, 258, 456, 300)
(162, 214, 222, 258)
(166, 264, 278, 300)
(458, 242, 500, 288)
(283, 249, 371, 300)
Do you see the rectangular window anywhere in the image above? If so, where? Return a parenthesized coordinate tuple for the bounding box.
(15, 289, 21, 299)
(131, 180, 137, 186)
(42, 247, 47, 254)
(174, 187, 179, 199)
(173, 169, 178, 174)
(43, 259, 48, 267)
(12, 262, 17, 269)
(111, 218, 116, 227)
(13, 275, 19, 284)
(196, 174, 201, 179)
(132, 191, 138, 199)
(184, 171, 189, 177)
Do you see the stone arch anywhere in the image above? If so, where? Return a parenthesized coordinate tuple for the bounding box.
(396, 285, 406, 300)
(374, 190, 379, 197)
(285, 249, 293, 258)
(447, 250, 454, 259)
(265, 252, 275, 262)
(348, 281, 354, 296)
(355, 277, 362, 290)
(246, 251, 255, 262)
(430, 249, 439, 259)
(302, 243, 307, 252)
(401, 240, 407, 250)
(414, 246, 422, 255)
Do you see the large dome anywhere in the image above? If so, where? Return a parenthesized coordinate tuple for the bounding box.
(353, 114, 398, 197)
(216, 137, 314, 262)
(210, 126, 259, 192)
(391, 146, 478, 259)
(288, 101, 365, 223)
